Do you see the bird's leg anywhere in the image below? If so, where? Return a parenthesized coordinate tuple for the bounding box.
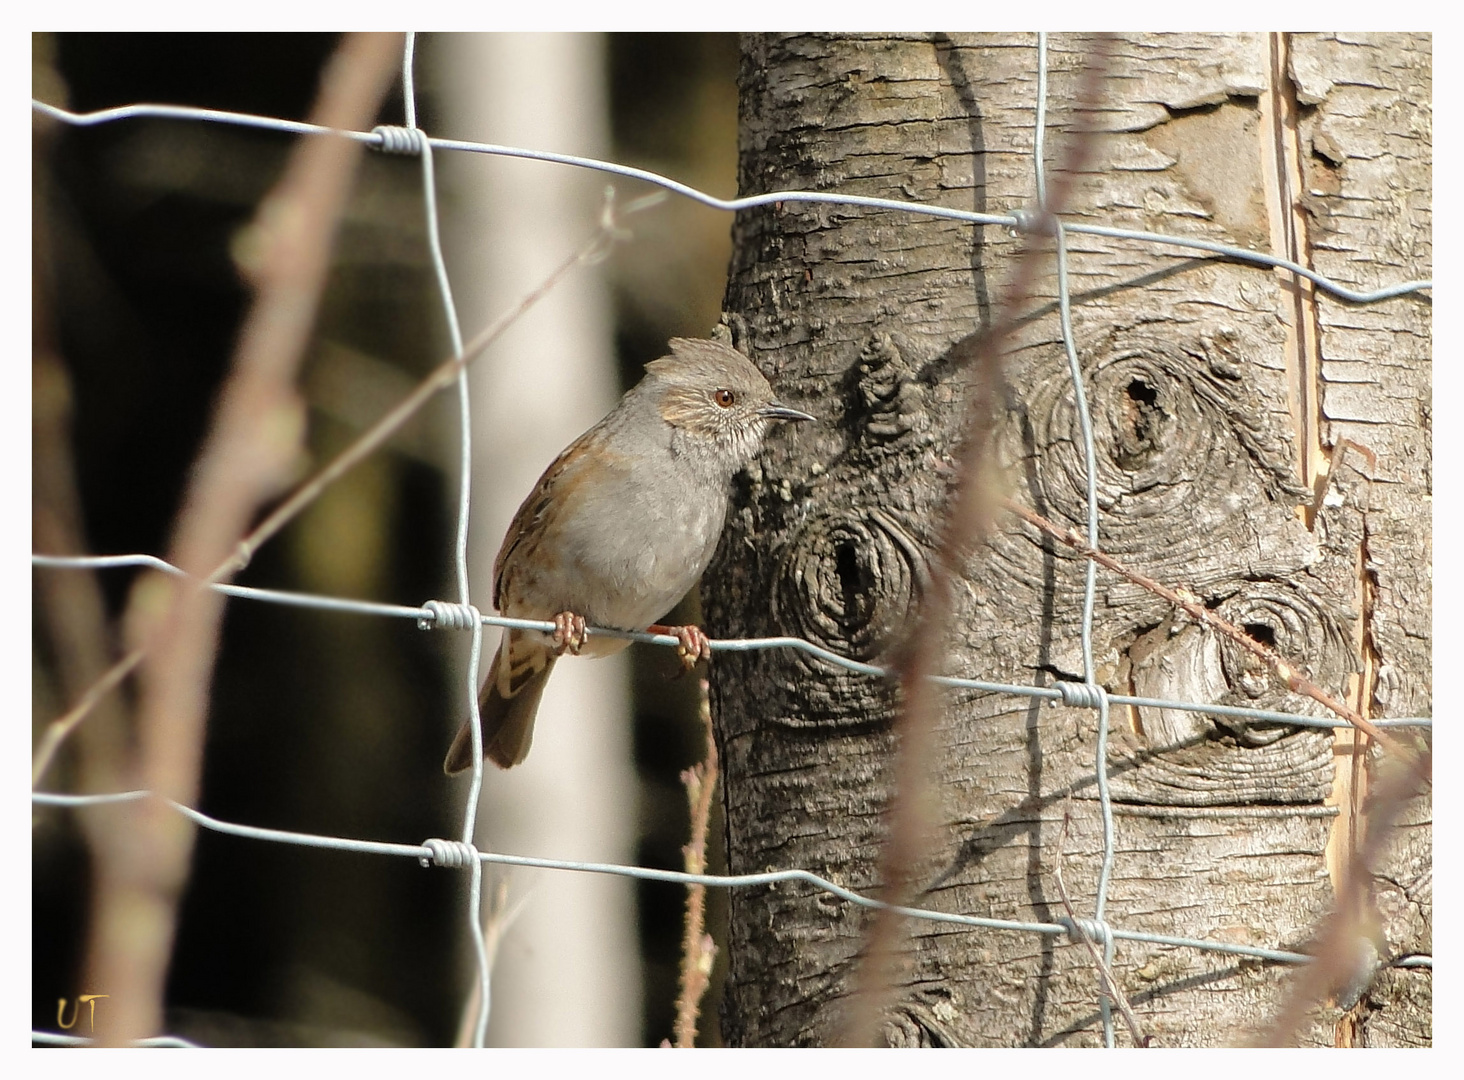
(648, 622, 712, 670)
(551, 611, 588, 655)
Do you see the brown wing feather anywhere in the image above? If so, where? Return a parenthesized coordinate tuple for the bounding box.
(492, 440, 584, 611)
(493, 426, 630, 615)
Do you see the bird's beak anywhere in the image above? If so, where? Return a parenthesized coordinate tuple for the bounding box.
(759, 402, 816, 423)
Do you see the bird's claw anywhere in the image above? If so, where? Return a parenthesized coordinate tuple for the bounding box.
(671, 624, 712, 670)
(552, 611, 588, 655)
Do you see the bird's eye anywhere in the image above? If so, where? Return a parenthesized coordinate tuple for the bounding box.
(713, 389, 736, 408)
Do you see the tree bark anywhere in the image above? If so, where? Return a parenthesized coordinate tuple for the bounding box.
(707, 32, 1429, 1048)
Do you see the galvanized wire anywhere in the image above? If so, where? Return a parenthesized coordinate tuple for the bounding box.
(30, 32, 1433, 1049)
(31, 1031, 202, 1049)
(399, 31, 493, 1048)
(33, 554, 1433, 735)
(1036, 31, 1115, 1043)
(37, 789, 1433, 975)
(31, 99, 1433, 305)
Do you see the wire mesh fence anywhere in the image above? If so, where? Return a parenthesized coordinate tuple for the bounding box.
(31, 32, 1431, 1048)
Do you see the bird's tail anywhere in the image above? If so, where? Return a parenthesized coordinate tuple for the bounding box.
(443, 633, 556, 773)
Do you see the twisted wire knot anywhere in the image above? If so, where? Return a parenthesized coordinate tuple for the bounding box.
(373, 125, 426, 156)
(1054, 681, 1108, 709)
(1059, 915, 1113, 948)
(1009, 206, 1057, 236)
(418, 600, 480, 631)
(420, 838, 478, 869)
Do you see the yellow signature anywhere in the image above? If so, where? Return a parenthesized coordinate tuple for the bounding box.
(56, 995, 109, 1032)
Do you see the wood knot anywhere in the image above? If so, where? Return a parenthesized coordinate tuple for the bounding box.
(774, 508, 927, 664)
(1111, 374, 1166, 471)
(1213, 583, 1357, 737)
(1006, 331, 1303, 526)
(993, 329, 1316, 595)
(1112, 594, 1341, 807)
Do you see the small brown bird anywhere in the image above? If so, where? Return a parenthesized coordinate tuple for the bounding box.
(444, 337, 814, 773)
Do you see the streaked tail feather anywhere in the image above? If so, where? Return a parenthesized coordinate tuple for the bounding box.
(443, 633, 556, 773)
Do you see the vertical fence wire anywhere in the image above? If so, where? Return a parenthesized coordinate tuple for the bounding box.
(1032, 33, 1119, 1046)
(400, 32, 492, 1046)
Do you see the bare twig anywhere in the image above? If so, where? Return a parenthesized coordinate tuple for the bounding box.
(1254, 749, 1430, 1046)
(1054, 806, 1150, 1047)
(673, 677, 720, 1048)
(83, 33, 402, 1046)
(1000, 496, 1427, 773)
(840, 35, 1113, 1047)
(31, 629, 142, 786)
(31, 157, 130, 799)
(452, 878, 530, 1048)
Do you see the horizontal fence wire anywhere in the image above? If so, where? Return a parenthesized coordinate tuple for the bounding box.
(31, 34, 1432, 1048)
(31, 99, 1433, 306)
(31, 789, 1435, 973)
(31, 1031, 202, 1049)
(30, 555, 1434, 734)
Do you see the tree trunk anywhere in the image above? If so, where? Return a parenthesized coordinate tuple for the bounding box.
(707, 32, 1430, 1048)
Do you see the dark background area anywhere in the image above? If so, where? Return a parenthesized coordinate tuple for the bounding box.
(32, 31, 738, 1047)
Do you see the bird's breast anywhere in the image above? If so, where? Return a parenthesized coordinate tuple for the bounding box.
(502, 455, 727, 631)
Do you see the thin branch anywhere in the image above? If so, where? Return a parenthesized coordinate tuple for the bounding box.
(31, 165, 130, 798)
(673, 677, 720, 1047)
(1000, 496, 1428, 773)
(840, 35, 1114, 1047)
(84, 33, 402, 1046)
(452, 878, 530, 1048)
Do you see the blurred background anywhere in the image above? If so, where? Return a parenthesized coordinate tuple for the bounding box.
(32, 32, 739, 1047)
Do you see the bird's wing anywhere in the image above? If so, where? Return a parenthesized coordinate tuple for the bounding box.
(492, 426, 627, 612)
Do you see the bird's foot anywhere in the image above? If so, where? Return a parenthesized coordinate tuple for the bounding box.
(650, 623, 712, 670)
(551, 611, 588, 655)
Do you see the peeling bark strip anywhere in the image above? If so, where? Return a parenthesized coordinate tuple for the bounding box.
(709, 33, 1428, 1047)
(1287, 33, 1432, 1048)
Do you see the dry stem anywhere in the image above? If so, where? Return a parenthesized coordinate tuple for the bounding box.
(1253, 749, 1430, 1046)
(32, 169, 130, 798)
(82, 33, 401, 1045)
(673, 677, 720, 1047)
(839, 35, 1113, 1047)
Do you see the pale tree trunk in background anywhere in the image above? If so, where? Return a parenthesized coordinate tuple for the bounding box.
(707, 33, 1429, 1047)
(440, 32, 641, 1047)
